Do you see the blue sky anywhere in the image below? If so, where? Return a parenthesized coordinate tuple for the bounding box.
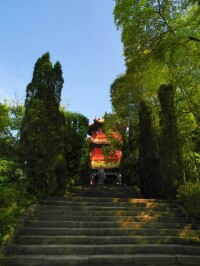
(0, 0, 125, 123)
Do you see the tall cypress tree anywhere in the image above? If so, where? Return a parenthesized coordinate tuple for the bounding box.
(63, 111, 89, 182)
(20, 53, 65, 195)
(138, 100, 160, 198)
(158, 84, 183, 197)
(120, 121, 139, 186)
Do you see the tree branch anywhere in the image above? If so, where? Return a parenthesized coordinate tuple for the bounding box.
(188, 36, 200, 43)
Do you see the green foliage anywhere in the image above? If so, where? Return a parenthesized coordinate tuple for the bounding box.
(111, 0, 200, 199)
(138, 101, 161, 197)
(103, 113, 138, 186)
(20, 52, 66, 195)
(0, 100, 24, 160)
(158, 84, 183, 197)
(0, 99, 30, 246)
(0, 160, 23, 185)
(0, 102, 10, 139)
(0, 183, 36, 244)
(0, 54, 91, 250)
(177, 182, 200, 217)
(62, 110, 90, 184)
(102, 113, 123, 168)
(113, 0, 200, 126)
(121, 121, 139, 186)
(110, 74, 140, 122)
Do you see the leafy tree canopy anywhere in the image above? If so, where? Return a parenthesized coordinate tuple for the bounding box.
(114, 0, 200, 123)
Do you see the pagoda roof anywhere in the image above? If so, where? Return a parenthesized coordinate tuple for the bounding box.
(89, 118, 104, 127)
(88, 136, 110, 145)
(88, 118, 105, 136)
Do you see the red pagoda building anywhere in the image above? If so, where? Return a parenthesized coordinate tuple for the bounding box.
(87, 118, 122, 184)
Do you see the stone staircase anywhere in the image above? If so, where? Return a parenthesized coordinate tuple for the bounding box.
(3, 185, 200, 265)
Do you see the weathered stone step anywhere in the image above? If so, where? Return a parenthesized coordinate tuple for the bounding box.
(38, 204, 179, 212)
(40, 199, 172, 208)
(38, 205, 179, 214)
(4, 190, 200, 266)
(34, 214, 186, 223)
(18, 227, 197, 237)
(71, 194, 138, 198)
(72, 186, 134, 190)
(35, 210, 182, 218)
(15, 235, 200, 245)
(44, 196, 169, 203)
(4, 254, 200, 266)
(30, 212, 187, 223)
(38, 205, 151, 212)
(69, 188, 132, 193)
(26, 220, 188, 229)
(11, 244, 200, 255)
(70, 192, 137, 196)
(69, 187, 138, 194)
(70, 194, 137, 197)
(16, 235, 200, 245)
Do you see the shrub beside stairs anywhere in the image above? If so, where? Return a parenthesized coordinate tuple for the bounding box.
(3, 185, 200, 265)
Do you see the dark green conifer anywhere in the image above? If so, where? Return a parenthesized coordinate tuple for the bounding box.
(63, 111, 90, 183)
(158, 84, 183, 197)
(20, 53, 65, 195)
(138, 100, 160, 198)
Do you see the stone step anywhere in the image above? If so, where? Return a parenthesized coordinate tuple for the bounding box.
(18, 227, 197, 237)
(11, 244, 200, 255)
(70, 185, 128, 190)
(37, 205, 179, 214)
(69, 187, 138, 193)
(71, 194, 138, 198)
(14, 235, 200, 245)
(40, 199, 172, 208)
(39, 204, 150, 210)
(70, 187, 137, 192)
(16, 235, 200, 245)
(35, 209, 182, 217)
(25, 220, 188, 229)
(45, 196, 169, 203)
(39, 200, 171, 208)
(4, 254, 200, 266)
(38, 204, 179, 212)
(70, 192, 137, 196)
(4, 190, 200, 266)
(33, 215, 186, 223)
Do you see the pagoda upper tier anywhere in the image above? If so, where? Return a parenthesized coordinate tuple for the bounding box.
(88, 118, 109, 145)
(87, 118, 122, 168)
